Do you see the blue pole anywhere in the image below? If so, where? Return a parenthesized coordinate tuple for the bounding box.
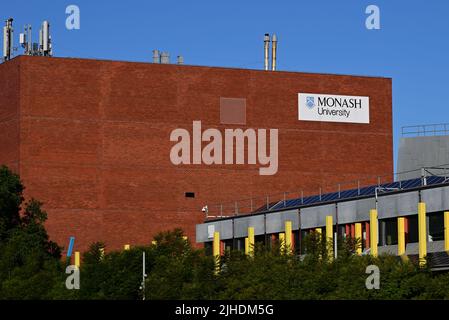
(67, 236, 75, 257)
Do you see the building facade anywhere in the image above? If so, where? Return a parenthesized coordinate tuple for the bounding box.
(0, 56, 392, 252)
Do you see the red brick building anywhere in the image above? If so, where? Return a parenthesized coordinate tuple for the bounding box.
(0, 56, 392, 253)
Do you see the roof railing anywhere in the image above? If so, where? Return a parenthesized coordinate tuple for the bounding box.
(402, 123, 449, 137)
(203, 164, 449, 220)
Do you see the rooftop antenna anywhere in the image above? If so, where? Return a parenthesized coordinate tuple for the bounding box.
(263, 33, 270, 71)
(20, 24, 33, 55)
(38, 25, 43, 55)
(271, 34, 277, 71)
(3, 18, 13, 62)
(40, 20, 52, 57)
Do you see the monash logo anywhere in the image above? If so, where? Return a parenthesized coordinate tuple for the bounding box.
(306, 96, 315, 109)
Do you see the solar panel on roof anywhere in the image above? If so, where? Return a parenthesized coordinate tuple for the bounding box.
(359, 186, 375, 196)
(249, 175, 448, 214)
(321, 192, 339, 201)
(339, 190, 355, 198)
(402, 178, 422, 189)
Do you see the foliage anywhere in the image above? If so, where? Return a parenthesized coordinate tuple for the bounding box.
(1, 165, 449, 300)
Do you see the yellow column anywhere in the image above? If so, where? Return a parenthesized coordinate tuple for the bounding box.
(213, 232, 220, 257)
(397, 217, 406, 257)
(326, 216, 333, 259)
(445, 211, 449, 252)
(370, 209, 378, 257)
(444, 211, 449, 252)
(213, 231, 220, 273)
(279, 232, 285, 253)
(74, 251, 80, 268)
(418, 202, 427, 267)
(245, 238, 249, 255)
(285, 221, 292, 254)
(124, 244, 130, 250)
(355, 223, 362, 255)
(248, 227, 255, 257)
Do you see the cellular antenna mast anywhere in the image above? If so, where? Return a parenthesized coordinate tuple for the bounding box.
(3, 18, 13, 61)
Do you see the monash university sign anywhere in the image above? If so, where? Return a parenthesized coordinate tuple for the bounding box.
(298, 93, 370, 124)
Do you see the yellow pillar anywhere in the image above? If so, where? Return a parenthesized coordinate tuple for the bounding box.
(285, 221, 292, 254)
(279, 232, 285, 253)
(370, 209, 378, 257)
(245, 237, 249, 255)
(248, 227, 255, 257)
(355, 223, 362, 255)
(418, 202, 427, 267)
(326, 216, 333, 259)
(213, 231, 220, 257)
(397, 217, 406, 256)
(213, 231, 220, 273)
(74, 251, 80, 268)
(124, 244, 130, 250)
(445, 211, 449, 252)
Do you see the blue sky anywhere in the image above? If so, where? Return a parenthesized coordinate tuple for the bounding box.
(2, 0, 449, 169)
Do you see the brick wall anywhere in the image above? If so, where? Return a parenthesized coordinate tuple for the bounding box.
(0, 56, 393, 253)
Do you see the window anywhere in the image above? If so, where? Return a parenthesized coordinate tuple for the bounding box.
(429, 212, 444, 241)
(408, 215, 419, 243)
(185, 192, 195, 198)
(380, 218, 398, 246)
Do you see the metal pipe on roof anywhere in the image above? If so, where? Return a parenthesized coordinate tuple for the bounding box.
(152, 49, 160, 63)
(263, 33, 270, 71)
(160, 52, 170, 64)
(271, 33, 277, 71)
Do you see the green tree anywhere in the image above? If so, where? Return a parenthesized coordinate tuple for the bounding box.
(0, 166, 63, 299)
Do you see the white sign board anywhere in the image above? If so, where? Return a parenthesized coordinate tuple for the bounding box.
(298, 93, 370, 124)
(207, 225, 215, 239)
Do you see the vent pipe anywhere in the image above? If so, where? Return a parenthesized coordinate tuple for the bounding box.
(263, 33, 270, 71)
(271, 33, 277, 71)
(160, 51, 170, 64)
(177, 55, 184, 65)
(152, 49, 160, 63)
